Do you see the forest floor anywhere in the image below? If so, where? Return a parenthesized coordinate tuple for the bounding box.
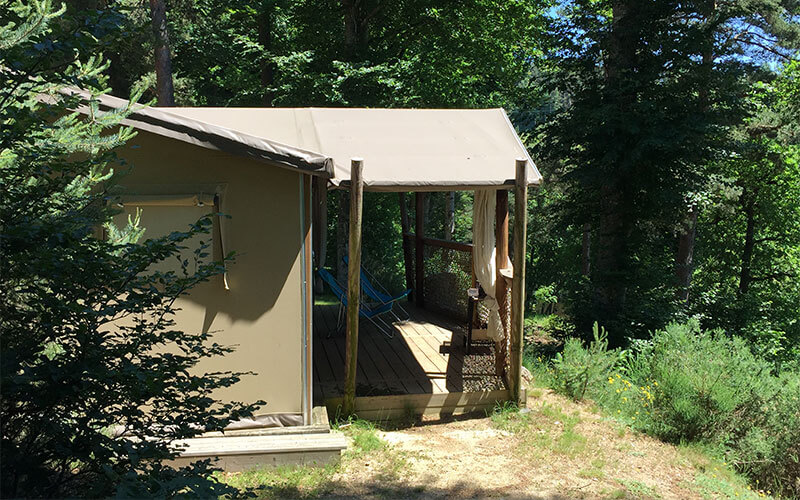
(219, 389, 767, 499)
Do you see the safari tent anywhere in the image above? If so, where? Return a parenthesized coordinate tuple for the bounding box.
(85, 93, 541, 466)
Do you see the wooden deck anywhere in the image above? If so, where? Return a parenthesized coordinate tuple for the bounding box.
(313, 301, 507, 417)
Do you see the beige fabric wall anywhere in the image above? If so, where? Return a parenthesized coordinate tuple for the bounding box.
(114, 131, 306, 417)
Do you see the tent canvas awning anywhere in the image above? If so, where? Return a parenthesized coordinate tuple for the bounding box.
(165, 107, 541, 191)
(74, 92, 542, 191)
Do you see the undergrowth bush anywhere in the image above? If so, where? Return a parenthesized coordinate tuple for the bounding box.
(624, 321, 773, 442)
(531, 319, 800, 497)
(551, 322, 620, 400)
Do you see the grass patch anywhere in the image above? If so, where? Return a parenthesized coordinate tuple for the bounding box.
(488, 401, 531, 433)
(553, 428, 588, 457)
(313, 293, 340, 307)
(335, 419, 386, 457)
(615, 479, 662, 499)
(336, 418, 412, 483)
(601, 488, 629, 499)
(217, 418, 414, 497)
(578, 458, 607, 480)
(490, 401, 592, 459)
(528, 387, 544, 398)
(675, 443, 771, 500)
(216, 464, 336, 499)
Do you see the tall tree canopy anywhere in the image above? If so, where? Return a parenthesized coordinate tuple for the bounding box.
(535, 0, 800, 344)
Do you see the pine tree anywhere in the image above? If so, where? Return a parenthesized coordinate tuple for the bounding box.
(0, 2, 258, 496)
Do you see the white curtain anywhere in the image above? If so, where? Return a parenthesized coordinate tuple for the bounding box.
(473, 189, 504, 341)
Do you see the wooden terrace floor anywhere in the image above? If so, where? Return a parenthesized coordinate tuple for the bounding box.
(312, 301, 506, 405)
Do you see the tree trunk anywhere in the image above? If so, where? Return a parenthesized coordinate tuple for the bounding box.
(341, 0, 370, 61)
(149, 0, 175, 106)
(675, 207, 698, 301)
(675, 11, 713, 302)
(444, 192, 455, 240)
(399, 193, 414, 296)
(336, 191, 350, 283)
(591, 0, 637, 342)
(739, 191, 756, 295)
(257, 0, 275, 106)
(107, 50, 129, 99)
(592, 184, 630, 339)
(423, 191, 431, 227)
(581, 222, 591, 277)
(313, 177, 328, 293)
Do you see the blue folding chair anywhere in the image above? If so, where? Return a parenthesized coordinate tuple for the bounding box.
(317, 268, 395, 338)
(342, 256, 411, 322)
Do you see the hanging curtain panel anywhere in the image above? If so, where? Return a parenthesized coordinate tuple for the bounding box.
(472, 189, 504, 341)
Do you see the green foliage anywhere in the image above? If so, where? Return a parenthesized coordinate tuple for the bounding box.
(0, 2, 257, 497)
(618, 321, 800, 498)
(336, 419, 387, 456)
(529, 0, 800, 346)
(545, 320, 799, 497)
(620, 321, 772, 441)
(691, 62, 800, 364)
(216, 464, 337, 499)
(551, 323, 620, 400)
(533, 284, 558, 315)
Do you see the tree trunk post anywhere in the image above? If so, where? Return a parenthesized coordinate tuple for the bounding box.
(739, 193, 756, 296)
(495, 190, 510, 378)
(510, 159, 529, 405)
(675, 207, 697, 301)
(343, 158, 364, 417)
(336, 191, 349, 283)
(581, 222, 591, 277)
(445, 191, 455, 241)
(257, 0, 276, 106)
(312, 176, 328, 294)
(415, 192, 425, 307)
(149, 0, 175, 106)
(399, 193, 415, 299)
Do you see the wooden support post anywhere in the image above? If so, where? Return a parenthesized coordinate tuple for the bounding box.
(399, 193, 414, 299)
(495, 189, 510, 378)
(343, 158, 364, 417)
(414, 192, 425, 307)
(312, 176, 328, 294)
(510, 158, 529, 405)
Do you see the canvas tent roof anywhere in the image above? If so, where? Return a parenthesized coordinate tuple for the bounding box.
(81, 92, 541, 191)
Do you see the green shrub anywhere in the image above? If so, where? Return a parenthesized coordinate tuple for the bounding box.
(551, 323, 620, 400)
(734, 372, 800, 498)
(533, 284, 558, 315)
(613, 320, 800, 497)
(624, 320, 773, 442)
(541, 319, 800, 497)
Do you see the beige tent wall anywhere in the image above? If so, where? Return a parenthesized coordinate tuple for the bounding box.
(114, 130, 307, 420)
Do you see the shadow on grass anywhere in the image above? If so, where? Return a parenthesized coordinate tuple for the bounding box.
(248, 481, 573, 500)
(335, 407, 512, 432)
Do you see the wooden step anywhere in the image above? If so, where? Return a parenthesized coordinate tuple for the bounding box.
(169, 432, 348, 471)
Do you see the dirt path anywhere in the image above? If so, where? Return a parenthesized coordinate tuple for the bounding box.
(326, 390, 756, 499)
(222, 389, 762, 499)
